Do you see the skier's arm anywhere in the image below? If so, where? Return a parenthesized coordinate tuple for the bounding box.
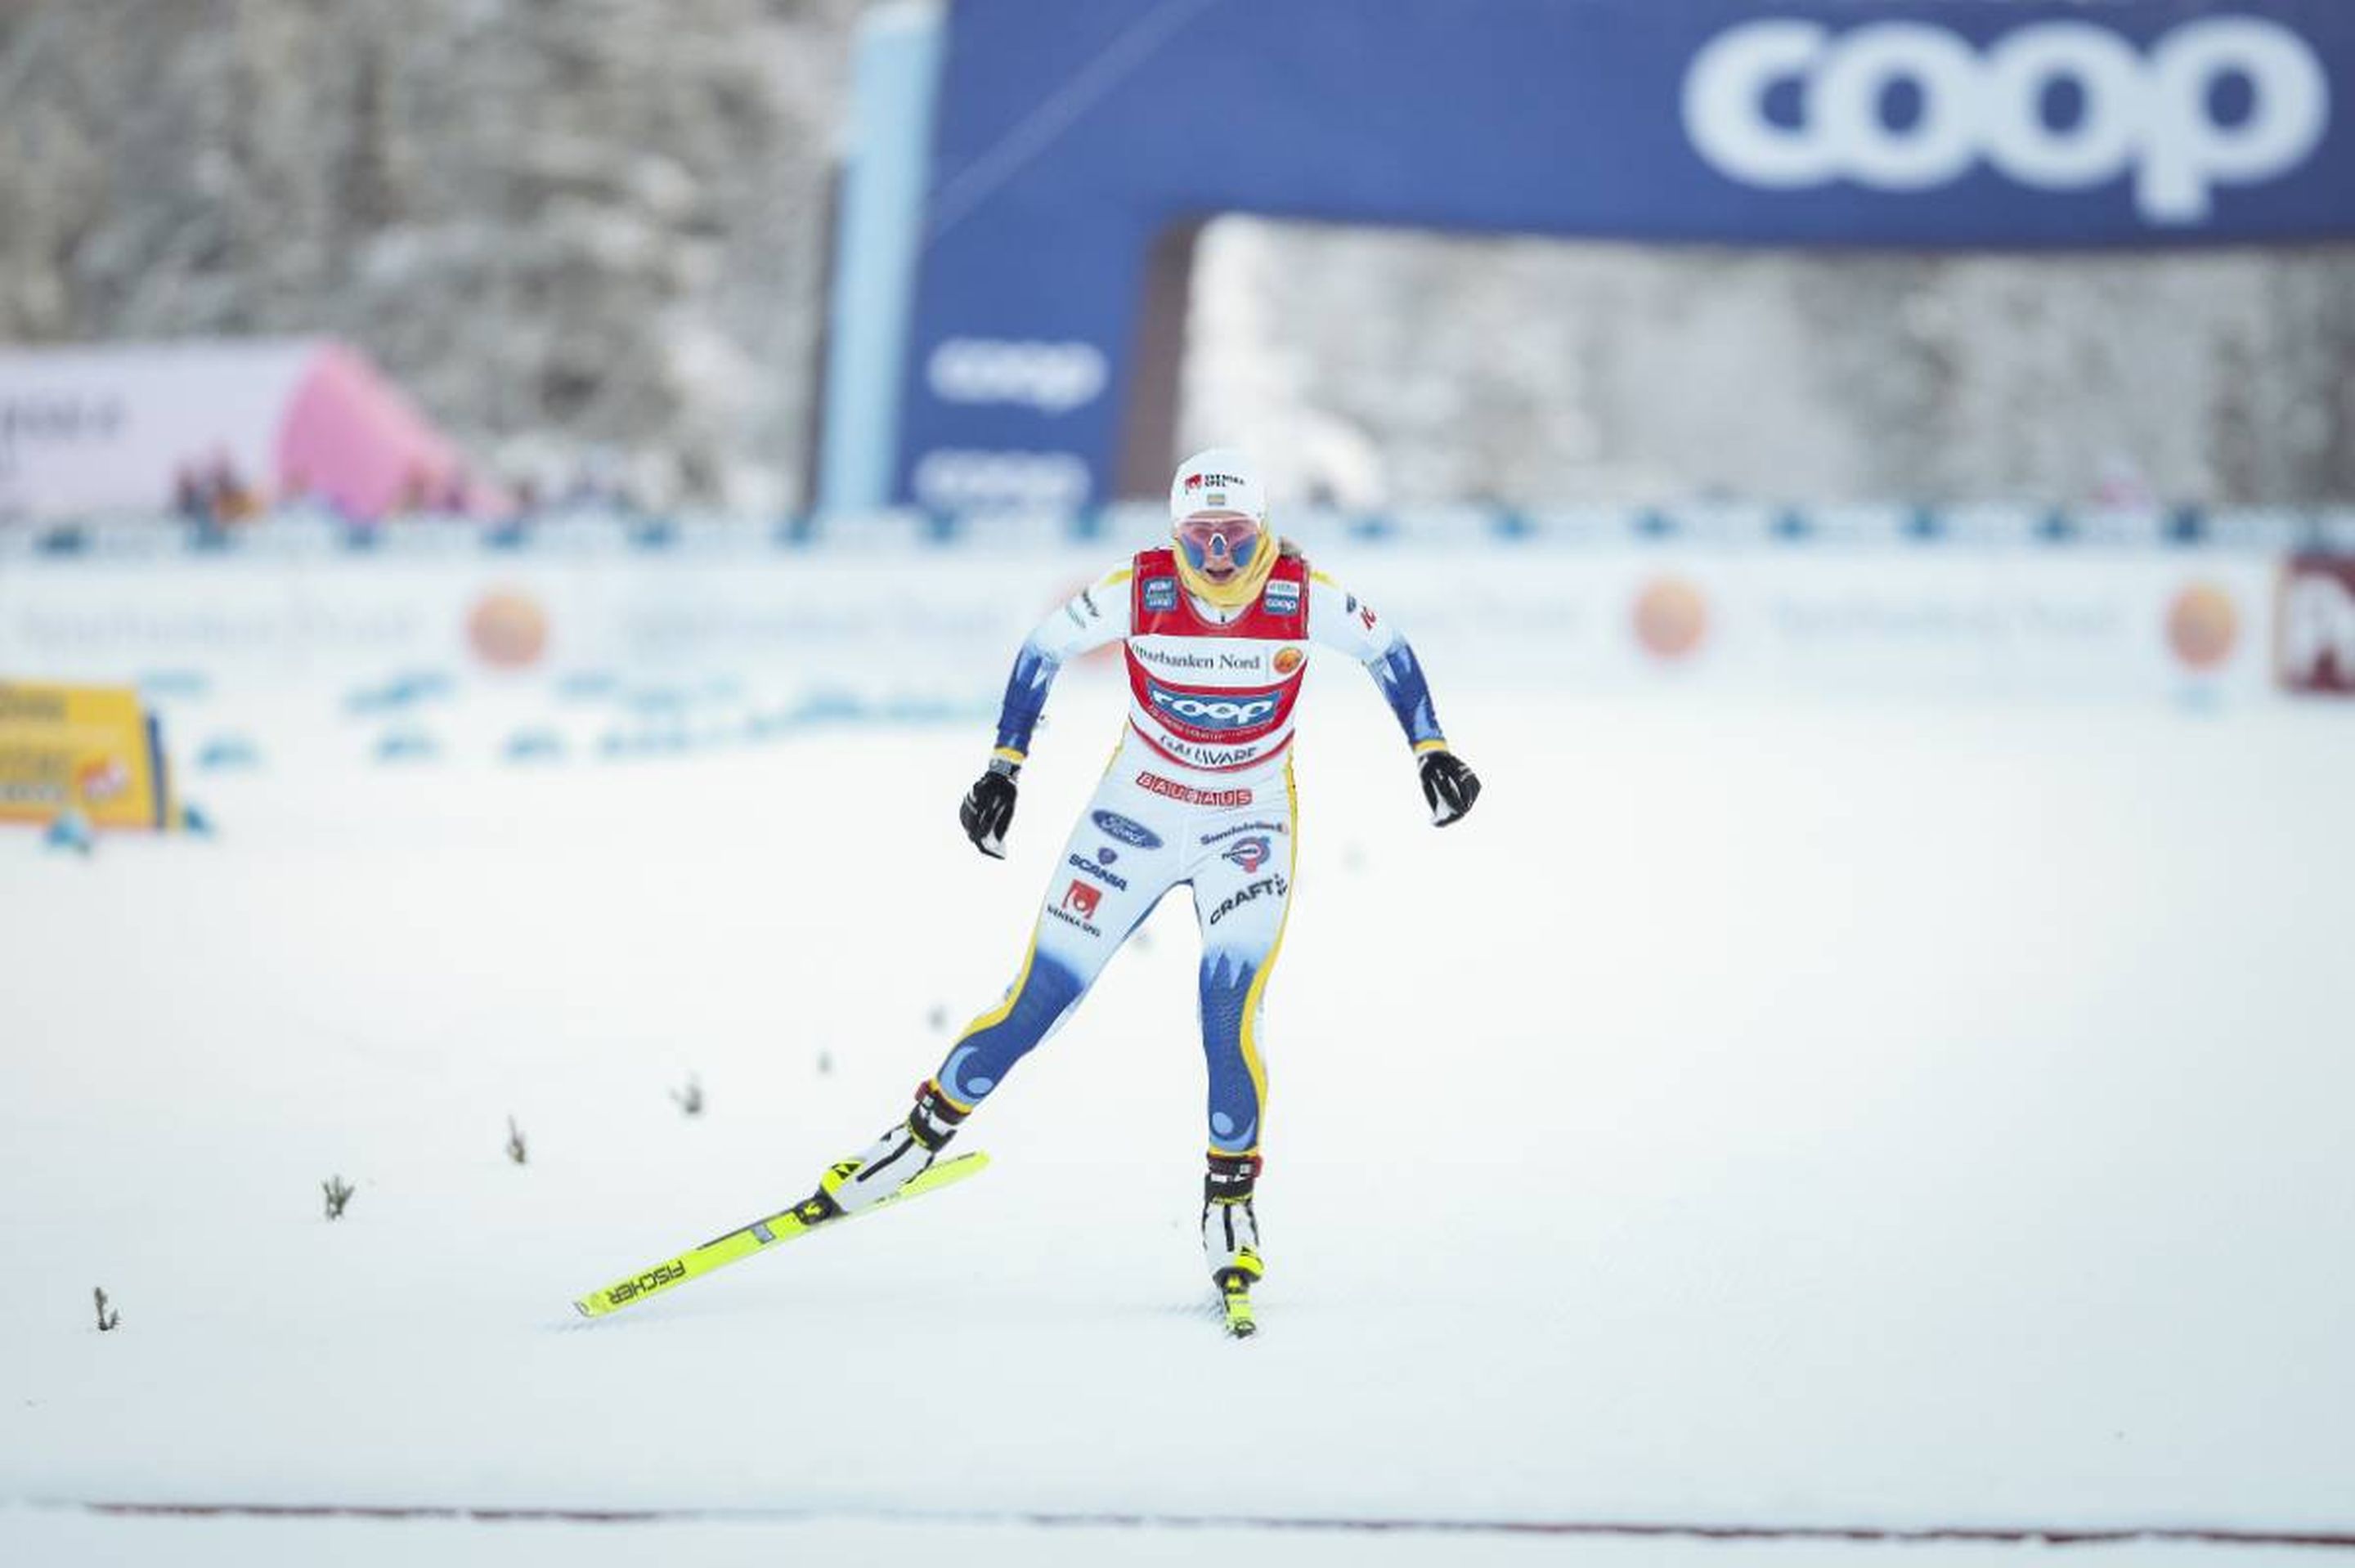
(1308, 572, 1482, 827)
(989, 566, 1133, 765)
(1307, 571, 1447, 749)
(960, 566, 1134, 858)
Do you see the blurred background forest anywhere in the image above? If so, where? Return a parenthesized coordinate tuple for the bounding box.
(3, 0, 2349, 515)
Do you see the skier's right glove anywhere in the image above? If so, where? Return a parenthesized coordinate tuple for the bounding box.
(1419, 748, 1482, 827)
(959, 759, 1020, 858)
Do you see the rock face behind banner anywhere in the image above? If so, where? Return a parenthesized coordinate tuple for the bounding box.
(1181, 222, 2355, 512)
(0, 0, 864, 513)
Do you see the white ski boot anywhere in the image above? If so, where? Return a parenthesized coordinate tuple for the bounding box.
(814, 1081, 967, 1218)
(1203, 1153, 1264, 1336)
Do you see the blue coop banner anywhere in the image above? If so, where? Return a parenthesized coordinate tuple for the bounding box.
(873, 0, 2353, 510)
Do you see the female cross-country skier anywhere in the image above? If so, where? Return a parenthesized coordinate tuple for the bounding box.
(800, 449, 1481, 1329)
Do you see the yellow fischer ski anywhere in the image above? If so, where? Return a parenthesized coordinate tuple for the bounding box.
(572, 1152, 989, 1319)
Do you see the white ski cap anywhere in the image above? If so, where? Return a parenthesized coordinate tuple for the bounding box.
(1169, 448, 1268, 524)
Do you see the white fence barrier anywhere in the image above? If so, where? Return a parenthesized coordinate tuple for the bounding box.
(0, 527, 2329, 709)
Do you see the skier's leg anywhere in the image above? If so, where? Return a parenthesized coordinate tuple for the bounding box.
(818, 779, 1180, 1214)
(934, 783, 1180, 1109)
(1187, 767, 1299, 1286)
(927, 926, 1092, 1113)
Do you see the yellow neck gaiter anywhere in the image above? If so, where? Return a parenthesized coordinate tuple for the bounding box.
(1174, 530, 1279, 610)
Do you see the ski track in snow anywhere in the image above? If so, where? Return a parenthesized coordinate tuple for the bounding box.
(3, 682, 2353, 1566)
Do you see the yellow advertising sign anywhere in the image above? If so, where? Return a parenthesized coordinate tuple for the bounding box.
(0, 681, 174, 830)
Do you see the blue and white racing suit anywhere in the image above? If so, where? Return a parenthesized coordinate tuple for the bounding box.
(930, 544, 1451, 1164)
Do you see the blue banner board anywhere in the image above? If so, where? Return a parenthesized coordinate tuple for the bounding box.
(861, 0, 2353, 510)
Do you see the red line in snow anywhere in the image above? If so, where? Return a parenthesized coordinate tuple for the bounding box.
(76, 1503, 2355, 1550)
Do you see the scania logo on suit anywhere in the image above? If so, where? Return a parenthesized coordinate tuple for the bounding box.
(1146, 680, 1279, 732)
(1067, 853, 1129, 891)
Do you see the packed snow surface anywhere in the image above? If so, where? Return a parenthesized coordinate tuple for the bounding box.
(4, 678, 2352, 1565)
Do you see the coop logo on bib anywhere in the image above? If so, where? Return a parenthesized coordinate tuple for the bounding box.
(1682, 16, 2330, 224)
(1146, 679, 1280, 732)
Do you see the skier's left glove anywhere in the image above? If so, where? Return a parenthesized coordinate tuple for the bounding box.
(959, 759, 1019, 858)
(1418, 748, 1481, 827)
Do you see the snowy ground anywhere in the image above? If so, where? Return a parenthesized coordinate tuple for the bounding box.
(4, 672, 2353, 1565)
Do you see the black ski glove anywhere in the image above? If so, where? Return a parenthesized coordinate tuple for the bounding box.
(1419, 749, 1481, 827)
(960, 762, 1019, 858)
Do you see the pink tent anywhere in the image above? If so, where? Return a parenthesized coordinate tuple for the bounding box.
(276, 342, 487, 518)
(0, 338, 491, 522)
